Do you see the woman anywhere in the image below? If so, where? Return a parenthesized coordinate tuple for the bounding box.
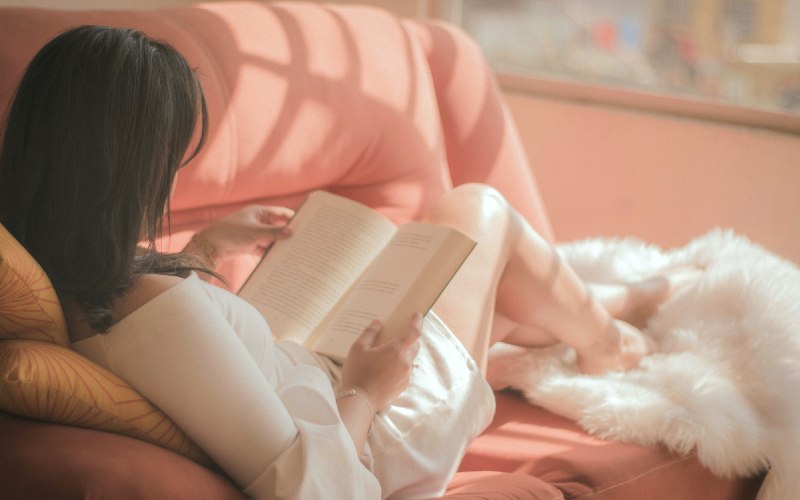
(0, 26, 682, 498)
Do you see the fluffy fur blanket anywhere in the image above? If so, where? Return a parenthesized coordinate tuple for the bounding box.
(489, 229, 800, 500)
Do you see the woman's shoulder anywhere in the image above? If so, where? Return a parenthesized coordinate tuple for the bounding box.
(66, 273, 189, 343)
(114, 273, 186, 324)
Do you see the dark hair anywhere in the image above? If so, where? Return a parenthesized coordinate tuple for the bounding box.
(0, 25, 211, 331)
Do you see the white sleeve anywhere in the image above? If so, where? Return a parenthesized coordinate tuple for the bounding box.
(86, 279, 381, 500)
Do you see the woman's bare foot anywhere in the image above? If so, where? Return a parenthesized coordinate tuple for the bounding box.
(576, 320, 651, 375)
(574, 267, 703, 375)
(592, 267, 703, 328)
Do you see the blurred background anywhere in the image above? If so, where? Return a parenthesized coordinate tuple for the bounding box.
(455, 0, 800, 114)
(4, 0, 797, 116)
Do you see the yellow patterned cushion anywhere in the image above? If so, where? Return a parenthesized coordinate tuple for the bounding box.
(0, 339, 212, 466)
(0, 224, 212, 466)
(0, 224, 68, 345)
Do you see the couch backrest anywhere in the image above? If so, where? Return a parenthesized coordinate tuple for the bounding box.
(0, 1, 552, 287)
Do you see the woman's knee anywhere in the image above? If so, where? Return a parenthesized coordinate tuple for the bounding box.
(436, 183, 509, 217)
(423, 183, 515, 234)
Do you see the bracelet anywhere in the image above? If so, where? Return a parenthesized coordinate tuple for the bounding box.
(335, 387, 375, 436)
(190, 233, 218, 268)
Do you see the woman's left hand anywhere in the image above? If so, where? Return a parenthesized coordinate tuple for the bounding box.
(189, 205, 294, 265)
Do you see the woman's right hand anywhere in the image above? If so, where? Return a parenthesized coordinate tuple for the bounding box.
(194, 205, 294, 264)
(339, 314, 423, 412)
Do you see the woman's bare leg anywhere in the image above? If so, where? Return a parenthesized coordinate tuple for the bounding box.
(426, 184, 656, 375)
(493, 270, 699, 347)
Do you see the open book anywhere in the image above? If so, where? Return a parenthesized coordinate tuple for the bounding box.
(237, 190, 476, 362)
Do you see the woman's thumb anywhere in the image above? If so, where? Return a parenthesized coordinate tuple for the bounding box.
(355, 320, 382, 348)
(251, 226, 291, 247)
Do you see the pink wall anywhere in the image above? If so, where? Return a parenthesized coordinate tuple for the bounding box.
(506, 92, 800, 264)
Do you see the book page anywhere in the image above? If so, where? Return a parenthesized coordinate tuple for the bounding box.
(312, 222, 475, 360)
(238, 191, 395, 345)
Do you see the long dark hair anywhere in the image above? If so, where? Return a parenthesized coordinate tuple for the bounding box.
(0, 25, 212, 331)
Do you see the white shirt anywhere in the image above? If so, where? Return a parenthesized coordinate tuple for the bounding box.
(72, 273, 495, 499)
(72, 273, 381, 499)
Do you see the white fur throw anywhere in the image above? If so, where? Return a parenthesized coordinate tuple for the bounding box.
(489, 229, 800, 500)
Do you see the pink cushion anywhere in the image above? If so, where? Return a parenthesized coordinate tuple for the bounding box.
(0, 410, 244, 500)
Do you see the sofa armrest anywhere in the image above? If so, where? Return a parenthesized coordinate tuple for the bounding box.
(403, 19, 554, 242)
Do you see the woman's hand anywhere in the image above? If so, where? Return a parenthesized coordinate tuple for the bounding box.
(339, 314, 423, 413)
(187, 205, 294, 265)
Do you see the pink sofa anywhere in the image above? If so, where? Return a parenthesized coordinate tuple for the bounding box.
(0, 2, 763, 498)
